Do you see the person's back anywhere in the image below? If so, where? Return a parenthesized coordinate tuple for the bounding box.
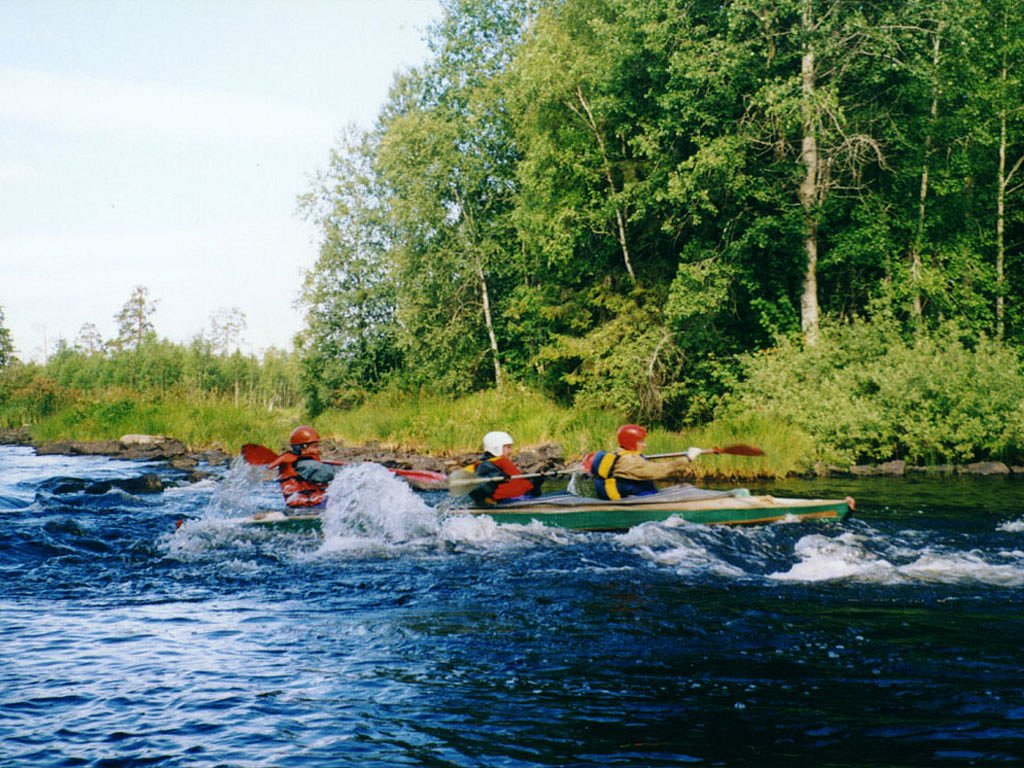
(269, 425, 336, 508)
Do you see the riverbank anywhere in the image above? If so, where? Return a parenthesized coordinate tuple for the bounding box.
(2, 428, 1021, 482)
(0, 428, 562, 479)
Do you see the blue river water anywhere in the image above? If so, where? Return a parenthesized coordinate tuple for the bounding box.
(2, 444, 1024, 767)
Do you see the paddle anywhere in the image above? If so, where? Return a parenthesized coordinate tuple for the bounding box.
(447, 467, 579, 495)
(241, 443, 279, 465)
(644, 443, 764, 459)
(240, 443, 447, 488)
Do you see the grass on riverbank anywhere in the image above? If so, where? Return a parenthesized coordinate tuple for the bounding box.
(5, 386, 816, 478)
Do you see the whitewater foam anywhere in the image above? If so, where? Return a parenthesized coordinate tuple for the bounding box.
(770, 531, 1024, 586)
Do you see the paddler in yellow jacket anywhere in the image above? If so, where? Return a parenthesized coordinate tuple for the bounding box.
(588, 424, 701, 501)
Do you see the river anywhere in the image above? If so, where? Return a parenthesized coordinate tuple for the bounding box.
(2, 444, 1023, 767)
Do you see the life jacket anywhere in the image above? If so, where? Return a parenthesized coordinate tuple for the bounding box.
(589, 450, 657, 501)
(463, 455, 534, 504)
(268, 451, 327, 508)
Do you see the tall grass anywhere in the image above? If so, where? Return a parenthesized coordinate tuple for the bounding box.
(24, 390, 301, 454)
(9, 382, 815, 477)
(313, 387, 809, 476)
(315, 385, 624, 457)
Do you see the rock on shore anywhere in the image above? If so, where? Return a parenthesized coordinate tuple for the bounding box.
(0, 430, 565, 477)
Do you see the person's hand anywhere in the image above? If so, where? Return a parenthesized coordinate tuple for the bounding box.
(686, 447, 703, 462)
(529, 476, 545, 497)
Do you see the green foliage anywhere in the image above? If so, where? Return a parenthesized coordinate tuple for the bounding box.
(725, 319, 1024, 465)
(314, 384, 623, 458)
(0, 338, 303, 444)
(24, 388, 301, 453)
(537, 286, 680, 424)
(112, 285, 158, 351)
(0, 305, 14, 369)
(284, 0, 1024, 465)
(296, 127, 403, 414)
(0, 364, 76, 426)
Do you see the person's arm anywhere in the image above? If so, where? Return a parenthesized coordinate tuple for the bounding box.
(295, 458, 336, 484)
(468, 460, 506, 504)
(612, 453, 692, 481)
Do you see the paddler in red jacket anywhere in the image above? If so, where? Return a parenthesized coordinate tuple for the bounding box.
(466, 431, 544, 505)
(268, 425, 337, 508)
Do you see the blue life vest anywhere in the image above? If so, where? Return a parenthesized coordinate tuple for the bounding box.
(590, 450, 657, 500)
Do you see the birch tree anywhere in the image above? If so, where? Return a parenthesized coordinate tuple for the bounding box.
(735, 0, 884, 344)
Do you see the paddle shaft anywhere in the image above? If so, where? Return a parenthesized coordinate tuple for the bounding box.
(643, 443, 763, 459)
(448, 466, 580, 492)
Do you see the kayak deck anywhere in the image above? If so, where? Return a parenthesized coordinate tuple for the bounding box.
(239, 485, 853, 533)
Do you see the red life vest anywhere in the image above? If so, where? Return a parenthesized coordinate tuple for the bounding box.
(463, 456, 534, 503)
(268, 451, 327, 508)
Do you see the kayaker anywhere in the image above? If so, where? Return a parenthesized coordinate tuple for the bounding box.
(588, 424, 701, 501)
(464, 431, 544, 505)
(268, 425, 337, 508)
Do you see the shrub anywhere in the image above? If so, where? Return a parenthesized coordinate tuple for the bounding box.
(723, 319, 1024, 465)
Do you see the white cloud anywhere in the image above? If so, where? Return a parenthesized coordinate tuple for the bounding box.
(0, 66, 333, 144)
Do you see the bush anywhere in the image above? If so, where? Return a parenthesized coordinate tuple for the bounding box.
(723, 319, 1024, 465)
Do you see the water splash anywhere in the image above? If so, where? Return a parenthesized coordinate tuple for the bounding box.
(204, 457, 275, 519)
(771, 531, 1024, 586)
(316, 464, 582, 554)
(316, 463, 441, 553)
(617, 520, 752, 579)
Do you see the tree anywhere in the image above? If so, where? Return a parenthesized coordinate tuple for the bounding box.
(512, 0, 646, 286)
(297, 126, 402, 412)
(113, 285, 157, 351)
(74, 322, 105, 354)
(373, 0, 532, 391)
(984, 0, 1024, 339)
(0, 304, 14, 368)
(728, 0, 886, 344)
(208, 307, 247, 356)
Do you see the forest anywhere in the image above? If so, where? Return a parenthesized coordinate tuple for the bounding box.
(294, 0, 1024, 463)
(2, 0, 1024, 468)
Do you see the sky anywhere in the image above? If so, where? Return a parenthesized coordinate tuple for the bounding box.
(0, 0, 441, 361)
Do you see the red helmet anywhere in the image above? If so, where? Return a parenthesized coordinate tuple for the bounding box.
(289, 425, 321, 447)
(616, 424, 647, 451)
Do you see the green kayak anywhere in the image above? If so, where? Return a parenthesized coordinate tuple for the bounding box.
(239, 485, 853, 533)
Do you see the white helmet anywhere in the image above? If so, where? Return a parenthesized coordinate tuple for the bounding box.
(483, 431, 514, 456)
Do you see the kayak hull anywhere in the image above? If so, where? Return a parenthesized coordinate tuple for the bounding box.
(238, 485, 853, 533)
(471, 494, 851, 531)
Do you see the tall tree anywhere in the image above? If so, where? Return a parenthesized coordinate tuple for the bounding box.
(208, 307, 247, 356)
(512, 0, 650, 286)
(74, 322, 105, 354)
(733, 0, 885, 344)
(373, 0, 532, 391)
(298, 126, 401, 411)
(113, 285, 157, 351)
(0, 305, 14, 368)
(987, 0, 1024, 339)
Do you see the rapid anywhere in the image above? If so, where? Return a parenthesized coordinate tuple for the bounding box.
(2, 444, 1024, 767)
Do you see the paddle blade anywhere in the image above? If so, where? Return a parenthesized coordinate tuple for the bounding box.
(447, 469, 479, 495)
(716, 443, 764, 457)
(391, 468, 448, 490)
(241, 443, 279, 465)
